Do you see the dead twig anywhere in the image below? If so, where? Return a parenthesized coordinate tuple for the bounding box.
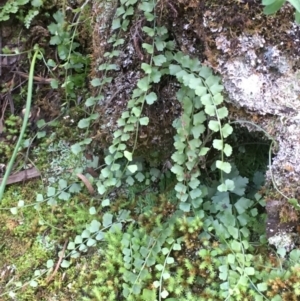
(131, 19, 145, 60)
(12, 71, 54, 84)
(0, 167, 41, 185)
(168, 1, 178, 18)
(76, 173, 95, 195)
(46, 240, 68, 284)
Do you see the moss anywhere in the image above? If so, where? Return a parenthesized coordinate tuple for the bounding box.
(0, 177, 98, 300)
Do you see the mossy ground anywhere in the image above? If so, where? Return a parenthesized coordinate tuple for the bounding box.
(0, 135, 96, 300)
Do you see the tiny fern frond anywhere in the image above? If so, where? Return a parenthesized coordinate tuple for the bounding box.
(24, 9, 39, 29)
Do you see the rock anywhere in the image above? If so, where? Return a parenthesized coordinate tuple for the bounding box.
(91, 0, 300, 237)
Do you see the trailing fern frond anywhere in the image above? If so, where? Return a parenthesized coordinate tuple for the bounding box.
(24, 9, 39, 28)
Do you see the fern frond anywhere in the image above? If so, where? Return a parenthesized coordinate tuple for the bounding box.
(24, 9, 39, 29)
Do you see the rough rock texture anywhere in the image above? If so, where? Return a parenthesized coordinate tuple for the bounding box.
(91, 0, 180, 164)
(91, 0, 300, 245)
(214, 29, 300, 193)
(200, 2, 300, 247)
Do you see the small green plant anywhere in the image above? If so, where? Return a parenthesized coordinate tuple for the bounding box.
(47, 9, 91, 106)
(0, 0, 43, 27)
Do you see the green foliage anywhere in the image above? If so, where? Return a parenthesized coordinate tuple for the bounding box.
(0, 0, 43, 26)
(95, 16, 173, 198)
(83, 0, 300, 299)
(262, 0, 300, 23)
(47, 10, 91, 104)
(0, 115, 27, 162)
(2, 0, 300, 300)
(0, 0, 29, 22)
(24, 9, 39, 28)
(169, 62, 232, 211)
(47, 10, 92, 103)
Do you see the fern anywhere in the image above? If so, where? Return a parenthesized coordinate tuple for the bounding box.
(24, 9, 39, 28)
(0, 0, 30, 21)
